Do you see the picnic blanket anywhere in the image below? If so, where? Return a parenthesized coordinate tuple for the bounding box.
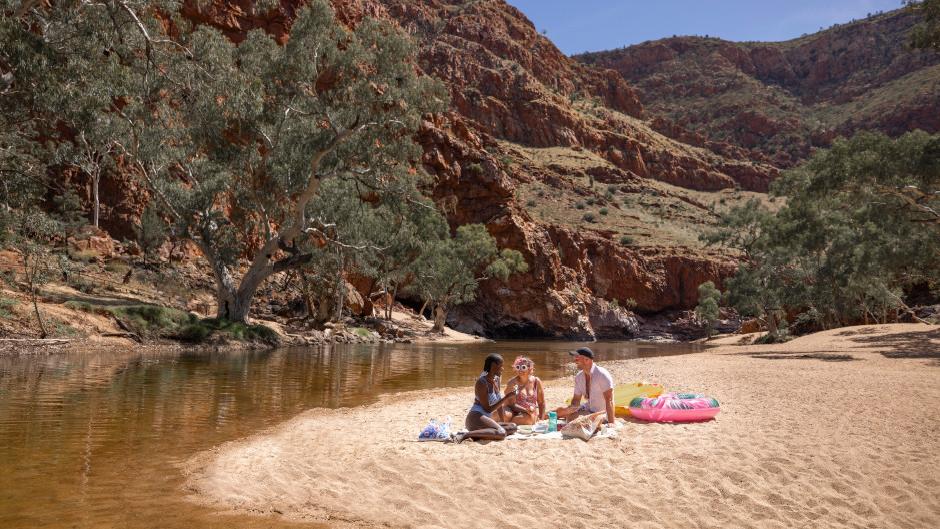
(505, 419, 624, 441)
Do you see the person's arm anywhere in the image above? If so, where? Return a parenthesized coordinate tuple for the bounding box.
(475, 378, 516, 414)
(536, 378, 547, 420)
(504, 377, 526, 414)
(603, 387, 615, 424)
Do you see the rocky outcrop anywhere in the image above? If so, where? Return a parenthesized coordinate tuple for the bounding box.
(87, 0, 754, 338)
(578, 9, 940, 169)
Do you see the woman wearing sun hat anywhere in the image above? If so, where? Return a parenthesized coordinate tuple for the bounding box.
(502, 356, 546, 425)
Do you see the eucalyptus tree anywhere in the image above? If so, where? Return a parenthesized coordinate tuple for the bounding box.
(354, 189, 449, 321)
(705, 131, 940, 331)
(694, 281, 720, 336)
(4, 0, 447, 322)
(150, 3, 444, 322)
(0, 0, 52, 231)
(298, 177, 446, 323)
(3, 0, 139, 229)
(410, 224, 528, 333)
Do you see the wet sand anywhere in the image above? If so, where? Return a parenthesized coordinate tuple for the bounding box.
(185, 324, 940, 529)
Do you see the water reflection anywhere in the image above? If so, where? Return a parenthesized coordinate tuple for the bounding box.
(0, 340, 700, 529)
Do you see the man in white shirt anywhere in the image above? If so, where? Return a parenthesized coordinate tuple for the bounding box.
(555, 347, 616, 425)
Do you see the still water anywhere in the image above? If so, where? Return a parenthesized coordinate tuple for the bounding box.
(0, 340, 701, 528)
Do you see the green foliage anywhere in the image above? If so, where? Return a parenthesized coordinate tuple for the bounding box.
(0, 296, 18, 319)
(2, 0, 447, 323)
(112, 305, 193, 338)
(63, 300, 99, 313)
(177, 323, 212, 343)
(104, 260, 129, 275)
(582, 213, 596, 222)
(575, 201, 586, 210)
(705, 131, 940, 330)
(486, 248, 529, 282)
(5, 209, 59, 336)
(619, 235, 634, 246)
(908, 0, 940, 50)
(135, 205, 167, 265)
(303, 177, 449, 321)
(410, 223, 528, 329)
(52, 189, 87, 237)
(65, 301, 278, 343)
(351, 326, 373, 338)
(50, 318, 79, 338)
(68, 276, 97, 295)
(599, 208, 609, 216)
(695, 281, 721, 336)
(754, 326, 791, 344)
(178, 319, 279, 344)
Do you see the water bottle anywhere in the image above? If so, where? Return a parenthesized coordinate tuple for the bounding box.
(548, 411, 558, 432)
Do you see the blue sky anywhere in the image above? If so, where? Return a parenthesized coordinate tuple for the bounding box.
(505, 0, 906, 55)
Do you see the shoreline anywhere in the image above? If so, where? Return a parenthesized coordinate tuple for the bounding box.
(184, 324, 940, 529)
(0, 302, 490, 356)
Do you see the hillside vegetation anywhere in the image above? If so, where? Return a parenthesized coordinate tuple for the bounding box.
(577, 9, 940, 168)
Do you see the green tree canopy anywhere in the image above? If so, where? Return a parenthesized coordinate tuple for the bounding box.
(694, 281, 721, 336)
(410, 224, 529, 333)
(909, 0, 940, 50)
(705, 131, 940, 331)
(3, 0, 448, 323)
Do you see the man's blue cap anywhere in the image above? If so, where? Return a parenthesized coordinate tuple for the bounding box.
(568, 347, 594, 359)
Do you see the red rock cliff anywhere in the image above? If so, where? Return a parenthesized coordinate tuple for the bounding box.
(93, 0, 753, 338)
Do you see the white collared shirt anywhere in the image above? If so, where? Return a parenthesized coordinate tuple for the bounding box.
(573, 364, 614, 413)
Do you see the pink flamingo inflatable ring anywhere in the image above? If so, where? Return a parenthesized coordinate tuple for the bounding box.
(629, 393, 720, 423)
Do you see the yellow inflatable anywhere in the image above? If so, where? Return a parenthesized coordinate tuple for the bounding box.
(614, 382, 664, 417)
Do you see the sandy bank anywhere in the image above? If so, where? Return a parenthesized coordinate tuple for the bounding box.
(185, 324, 940, 529)
(0, 280, 484, 355)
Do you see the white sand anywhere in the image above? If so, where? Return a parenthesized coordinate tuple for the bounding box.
(185, 324, 940, 529)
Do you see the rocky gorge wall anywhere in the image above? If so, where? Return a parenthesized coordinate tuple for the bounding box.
(87, 0, 756, 339)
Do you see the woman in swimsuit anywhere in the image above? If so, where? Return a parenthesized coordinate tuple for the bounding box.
(455, 354, 518, 442)
(503, 356, 546, 425)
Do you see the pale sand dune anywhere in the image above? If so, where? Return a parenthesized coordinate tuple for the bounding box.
(185, 324, 940, 529)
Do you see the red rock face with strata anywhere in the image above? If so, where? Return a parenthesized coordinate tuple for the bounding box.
(89, 0, 756, 338)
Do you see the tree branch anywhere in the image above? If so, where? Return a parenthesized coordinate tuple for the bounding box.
(876, 184, 940, 224)
(14, 0, 40, 18)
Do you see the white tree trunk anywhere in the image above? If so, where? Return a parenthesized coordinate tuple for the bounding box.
(92, 175, 100, 228)
(215, 287, 253, 323)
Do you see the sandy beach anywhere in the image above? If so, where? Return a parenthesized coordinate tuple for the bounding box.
(185, 324, 940, 529)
